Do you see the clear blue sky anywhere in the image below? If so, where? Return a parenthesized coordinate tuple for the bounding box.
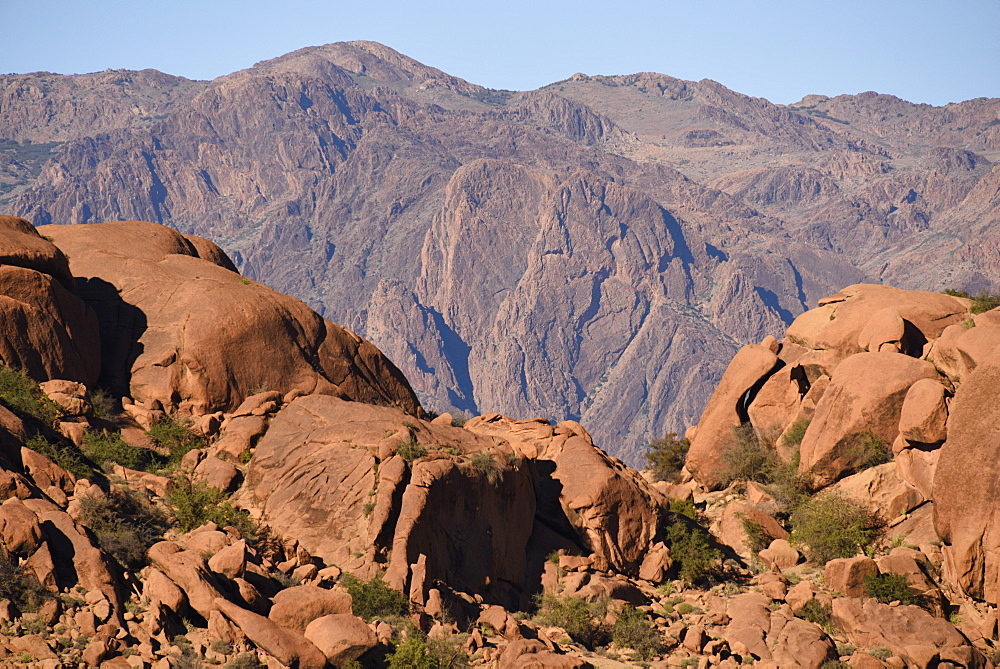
(2, 0, 998, 106)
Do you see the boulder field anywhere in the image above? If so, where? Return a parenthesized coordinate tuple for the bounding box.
(0, 217, 997, 667)
(686, 282, 1000, 653)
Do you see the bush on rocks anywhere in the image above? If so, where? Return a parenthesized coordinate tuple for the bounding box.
(78, 487, 169, 571)
(340, 573, 410, 622)
(0, 364, 59, 425)
(611, 605, 663, 660)
(25, 434, 95, 480)
(666, 515, 723, 586)
(645, 432, 689, 483)
(166, 476, 256, 538)
(863, 572, 922, 606)
(147, 416, 205, 467)
(790, 492, 884, 565)
(0, 552, 51, 613)
(533, 593, 610, 650)
(83, 429, 157, 471)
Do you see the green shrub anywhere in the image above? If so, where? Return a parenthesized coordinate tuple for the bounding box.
(533, 593, 610, 649)
(740, 516, 772, 556)
(340, 573, 410, 621)
(645, 433, 689, 483)
(675, 602, 699, 615)
(469, 452, 500, 484)
(388, 633, 435, 668)
(863, 572, 922, 606)
(83, 429, 158, 471)
(24, 435, 95, 479)
(0, 553, 51, 612)
(611, 605, 662, 660)
(425, 634, 470, 668)
(88, 388, 118, 421)
(782, 419, 810, 448)
(790, 492, 884, 564)
(166, 477, 256, 538)
(78, 487, 168, 571)
(0, 365, 59, 425)
(668, 498, 698, 520)
(847, 431, 892, 471)
(147, 417, 204, 467)
(720, 424, 779, 486)
(665, 517, 722, 586)
(836, 643, 856, 656)
(943, 289, 1000, 314)
(868, 647, 892, 661)
(396, 435, 427, 461)
(799, 598, 832, 630)
(766, 459, 813, 516)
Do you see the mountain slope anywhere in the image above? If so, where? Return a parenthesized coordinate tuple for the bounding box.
(1, 41, 996, 464)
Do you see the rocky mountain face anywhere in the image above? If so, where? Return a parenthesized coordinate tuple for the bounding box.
(2, 41, 998, 465)
(1, 217, 999, 667)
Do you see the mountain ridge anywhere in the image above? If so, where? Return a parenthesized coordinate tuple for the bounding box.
(2, 40, 997, 465)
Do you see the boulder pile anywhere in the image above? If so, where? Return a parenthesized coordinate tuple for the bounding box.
(1, 219, 998, 667)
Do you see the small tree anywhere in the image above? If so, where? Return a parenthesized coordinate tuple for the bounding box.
(790, 492, 883, 564)
(645, 433, 689, 482)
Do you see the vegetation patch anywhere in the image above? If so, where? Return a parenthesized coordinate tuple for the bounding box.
(83, 429, 157, 471)
(799, 598, 833, 631)
(24, 434, 96, 480)
(665, 516, 722, 586)
(396, 435, 427, 461)
(0, 365, 59, 425)
(943, 289, 1000, 314)
(166, 477, 256, 539)
(847, 431, 892, 471)
(864, 572, 922, 606)
(645, 432, 689, 483)
(469, 452, 500, 484)
(147, 416, 205, 468)
(740, 515, 773, 556)
(533, 593, 610, 650)
(720, 424, 779, 487)
(88, 388, 118, 421)
(611, 605, 663, 660)
(781, 419, 811, 449)
(78, 487, 169, 571)
(340, 573, 410, 621)
(790, 492, 884, 564)
(0, 553, 51, 613)
(668, 498, 698, 520)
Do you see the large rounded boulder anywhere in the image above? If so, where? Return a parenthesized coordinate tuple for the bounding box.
(41, 221, 419, 416)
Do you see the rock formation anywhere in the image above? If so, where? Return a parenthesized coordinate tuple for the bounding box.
(0, 218, 998, 666)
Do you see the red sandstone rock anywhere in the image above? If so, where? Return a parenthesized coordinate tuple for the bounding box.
(686, 344, 779, 489)
(824, 556, 878, 597)
(798, 352, 939, 485)
(898, 379, 949, 444)
(303, 613, 377, 665)
(215, 597, 327, 669)
(831, 597, 972, 661)
(933, 345, 1000, 605)
(268, 585, 353, 634)
(41, 220, 421, 417)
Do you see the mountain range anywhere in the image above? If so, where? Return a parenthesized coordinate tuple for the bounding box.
(2, 41, 998, 464)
